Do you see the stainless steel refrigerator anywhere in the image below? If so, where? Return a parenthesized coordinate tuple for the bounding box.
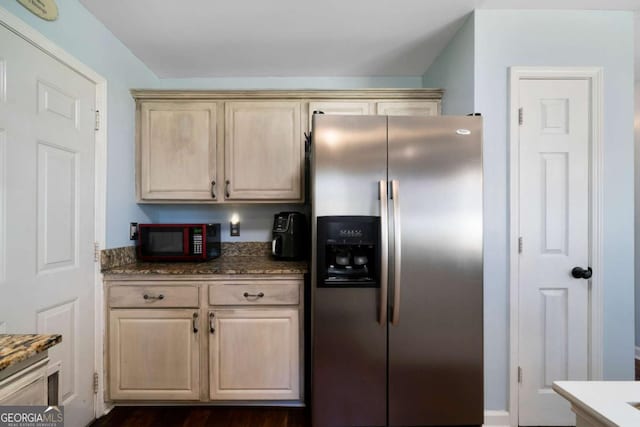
(311, 115, 483, 427)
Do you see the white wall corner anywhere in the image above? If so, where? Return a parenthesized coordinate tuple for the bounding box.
(484, 410, 511, 427)
(635, 346, 640, 360)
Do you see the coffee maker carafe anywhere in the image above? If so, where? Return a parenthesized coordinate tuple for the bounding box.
(317, 216, 380, 287)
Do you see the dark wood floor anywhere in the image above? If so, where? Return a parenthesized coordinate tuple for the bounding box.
(91, 406, 308, 427)
(90, 365, 640, 427)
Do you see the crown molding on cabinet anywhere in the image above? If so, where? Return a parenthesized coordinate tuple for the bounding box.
(131, 88, 444, 101)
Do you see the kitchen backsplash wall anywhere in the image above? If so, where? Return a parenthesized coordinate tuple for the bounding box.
(139, 204, 309, 242)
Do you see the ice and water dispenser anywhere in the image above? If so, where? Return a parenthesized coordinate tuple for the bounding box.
(316, 216, 380, 288)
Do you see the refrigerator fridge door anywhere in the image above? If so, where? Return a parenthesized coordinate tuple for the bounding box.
(387, 116, 483, 426)
(312, 115, 388, 427)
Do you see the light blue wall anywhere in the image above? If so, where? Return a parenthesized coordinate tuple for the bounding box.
(422, 13, 475, 115)
(473, 9, 635, 409)
(0, 0, 160, 248)
(158, 76, 423, 90)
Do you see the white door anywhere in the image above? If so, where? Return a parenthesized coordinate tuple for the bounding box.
(518, 79, 590, 426)
(0, 24, 96, 426)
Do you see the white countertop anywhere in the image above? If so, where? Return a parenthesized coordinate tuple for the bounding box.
(553, 381, 640, 427)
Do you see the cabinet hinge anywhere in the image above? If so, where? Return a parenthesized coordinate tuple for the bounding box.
(518, 107, 523, 126)
(95, 110, 101, 131)
(94, 242, 100, 263)
(518, 366, 523, 384)
(93, 372, 99, 394)
(518, 237, 523, 254)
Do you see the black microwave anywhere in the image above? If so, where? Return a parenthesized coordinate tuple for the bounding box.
(137, 223, 221, 262)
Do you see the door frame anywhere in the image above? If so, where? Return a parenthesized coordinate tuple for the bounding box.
(508, 66, 603, 427)
(0, 6, 108, 418)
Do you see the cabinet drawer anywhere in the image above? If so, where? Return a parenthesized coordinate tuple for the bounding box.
(209, 282, 299, 306)
(109, 285, 199, 308)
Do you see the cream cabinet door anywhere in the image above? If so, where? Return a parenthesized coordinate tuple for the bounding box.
(139, 102, 217, 201)
(308, 101, 373, 129)
(0, 360, 48, 405)
(224, 102, 303, 201)
(375, 101, 440, 116)
(109, 309, 200, 400)
(209, 308, 299, 400)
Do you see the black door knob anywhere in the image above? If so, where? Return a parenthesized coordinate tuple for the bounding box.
(571, 267, 592, 279)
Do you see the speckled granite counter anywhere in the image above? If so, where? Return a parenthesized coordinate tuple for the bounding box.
(0, 334, 62, 371)
(102, 256, 307, 276)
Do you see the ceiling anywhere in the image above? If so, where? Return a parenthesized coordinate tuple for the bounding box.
(79, 0, 640, 78)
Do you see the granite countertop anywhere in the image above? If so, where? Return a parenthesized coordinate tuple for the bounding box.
(0, 334, 62, 371)
(102, 256, 308, 275)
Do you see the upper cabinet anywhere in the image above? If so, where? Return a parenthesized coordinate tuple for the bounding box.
(308, 101, 372, 129)
(133, 90, 442, 203)
(225, 102, 303, 201)
(138, 102, 217, 201)
(375, 101, 440, 116)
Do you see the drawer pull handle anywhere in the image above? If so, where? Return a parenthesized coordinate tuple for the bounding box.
(193, 312, 199, 334)
(243, 292, 264, 299)
(209, 312, 215, 334)
(143, 294, 164, 301)
(211, 180, 216, 199)
(225, 180, 230, 198)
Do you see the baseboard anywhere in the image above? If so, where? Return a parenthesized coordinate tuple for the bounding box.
(484, 410, 511, 427)
(635, 346, 640, 359)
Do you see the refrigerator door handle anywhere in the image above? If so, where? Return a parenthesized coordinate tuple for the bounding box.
(391, 179, 402, 325)
(379, 180, 389, 325)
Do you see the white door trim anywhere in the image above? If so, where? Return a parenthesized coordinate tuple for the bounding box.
(508, 66, 603, 427)
(0, 6, 108, 418)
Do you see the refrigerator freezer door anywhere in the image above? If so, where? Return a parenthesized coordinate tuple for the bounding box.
(312, 115, 388, 217)
(312, 115, 388, 427)
(387, 116, 483, 426)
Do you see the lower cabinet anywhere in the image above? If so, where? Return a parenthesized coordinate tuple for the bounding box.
(209, 308, 299, 400)
(0, 359, 48, 405)
(109, 309, 200, 400)
(105, 277, 303, 403)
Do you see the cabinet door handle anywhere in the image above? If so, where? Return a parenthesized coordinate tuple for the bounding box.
(209, 312, 215, 334)
(243, 292, 264, 299)
(143, 294, 164, 301)
(225, 180, 230, 198)
(192, 312, 199, 334)
(211, 180, 216, 199)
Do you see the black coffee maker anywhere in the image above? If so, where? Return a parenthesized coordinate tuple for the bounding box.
(316, 216, 380, 287)
(272, 212, 307, 260)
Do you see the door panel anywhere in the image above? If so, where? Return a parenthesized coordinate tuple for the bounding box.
(312, 115, 388, 427)
(387, 116, 483, 426)
(109, 309, 200, 400)
(0, 24, 96, 426)
(139, 101, 217, 200)
(308, 101, 372, 129)
(376, 101, 439, 116)
(518, 79, 590, 426)
(224, 101, 302, 200)
(209, 309, 299, 400)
